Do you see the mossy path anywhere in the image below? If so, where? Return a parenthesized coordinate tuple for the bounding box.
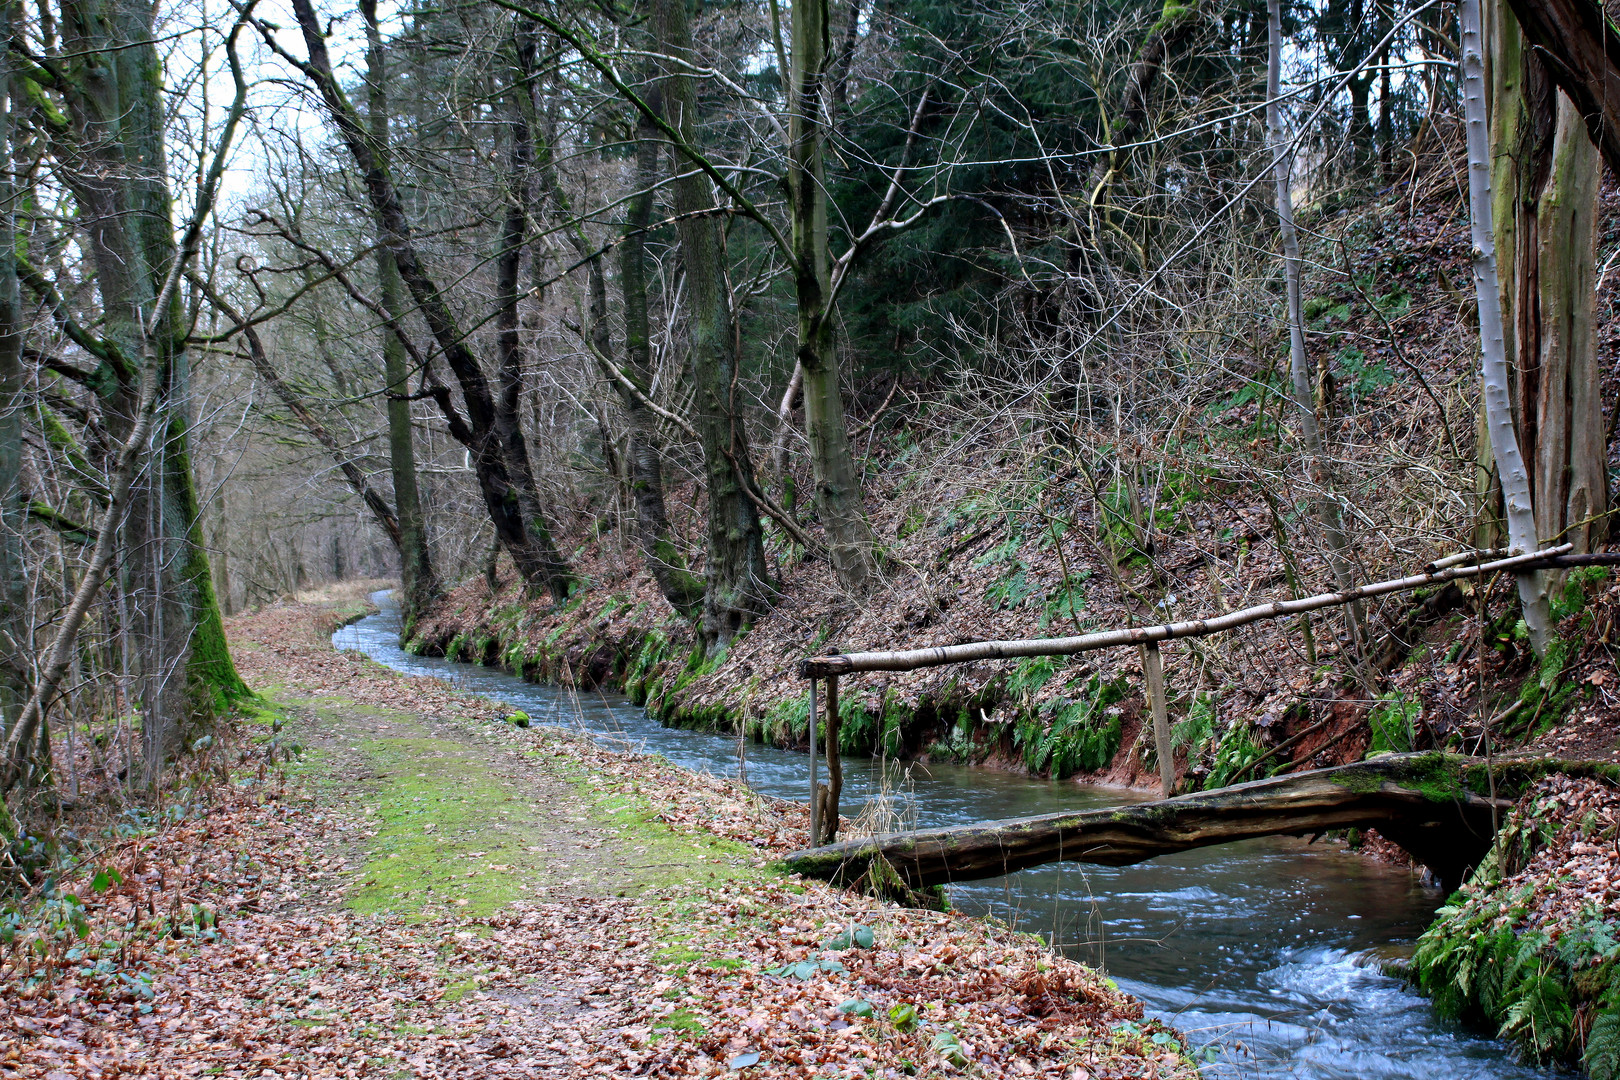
(267, 686, 754, 920)
(13, 599, 1196, 1078)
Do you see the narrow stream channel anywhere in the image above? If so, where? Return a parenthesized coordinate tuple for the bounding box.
(335, 591, 1557, 1079)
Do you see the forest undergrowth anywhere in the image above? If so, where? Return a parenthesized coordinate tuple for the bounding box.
(0, 587, 1197, 1079)
(413, 159, 1620, 794)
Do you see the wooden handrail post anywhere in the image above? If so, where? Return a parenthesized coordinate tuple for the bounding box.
(808, 676, 819, 846)
(823, 675, 842, 845)
(1143, 641, 1173, 797)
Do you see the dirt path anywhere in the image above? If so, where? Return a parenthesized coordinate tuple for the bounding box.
(278, 689, 747, 911)
(0, 590, 1199, 1079)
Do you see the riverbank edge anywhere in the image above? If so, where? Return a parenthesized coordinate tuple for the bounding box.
(1409, 773, 1620, 1078)
(401, 583, 1620, 1077)
(403, 583, 1155, 790)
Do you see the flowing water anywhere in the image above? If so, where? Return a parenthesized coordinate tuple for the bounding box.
(335, 592, 1558, 1078)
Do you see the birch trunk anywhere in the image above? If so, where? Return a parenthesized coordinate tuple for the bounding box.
(1460, 0, 1553, 653)
(1266, 0, 1365, 656)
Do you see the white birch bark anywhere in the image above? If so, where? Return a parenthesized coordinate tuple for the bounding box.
(1459, 0, 1552, 653)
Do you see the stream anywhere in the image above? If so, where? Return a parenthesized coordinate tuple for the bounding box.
(335, 591, 1556, 1078)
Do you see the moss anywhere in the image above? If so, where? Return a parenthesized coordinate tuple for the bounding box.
(655, 943, 704, 967)
(440, 977, 480, 1003)
(650, 1008, 706, 1039)
(445, 633, 468, 662)
(272, 690, 764, 921)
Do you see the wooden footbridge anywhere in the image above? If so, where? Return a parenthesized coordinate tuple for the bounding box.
(782, 753, 1514, 894)
(786, 545, 1616, 893)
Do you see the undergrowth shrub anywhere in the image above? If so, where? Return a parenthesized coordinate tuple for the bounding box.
(1412, 781, 1620, 1073)
(1368, 692, 1418, 754)
(1011, 674, 1127, 778)
(1206, 721, 1262, 789)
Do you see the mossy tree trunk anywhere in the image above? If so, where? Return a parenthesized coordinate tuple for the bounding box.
(652, 0, 774, 648)
(54, 0, 247, 778)
(604, 86, 705, 618)
(363, 0, 436, 630)
(789, 0, 876, 594)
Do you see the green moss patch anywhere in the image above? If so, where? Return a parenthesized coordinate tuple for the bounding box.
(347, 734, 546, 918)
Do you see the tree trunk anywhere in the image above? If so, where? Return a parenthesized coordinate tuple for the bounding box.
(1498, 0, 1620, 176)
(789, 0, 876, 593)
(59, 0, 246, 774)
(1527, 100, 1606, 555)
(363, 0, 437, 628)
(608, 94, 705, 617)
(1460, 0, 1553, 654)
(817, 675, 843, 845)
(290, 0, 573, 600)
(494, 31, 571, 604)
(1267, 0, 1365, 658)
(783, 753, 1519, 895)
(0, 19, 26, 736)
(653, 0, 774, 648)
(1487, 5, 1607, 562)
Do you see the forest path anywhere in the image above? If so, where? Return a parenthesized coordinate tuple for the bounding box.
(1, 591, 1202, 1079)
(272, 686, 740, 915)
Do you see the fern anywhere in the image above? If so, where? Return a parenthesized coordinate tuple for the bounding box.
(1013, 715, 1049, 772)
(1207, 722, 1262, 788)
(1554, 910, 1620, 969)
(1013, 675, 1127, 778)
(1008, 656, 1058, 698)
(1499, 973, 1572, 1061)
(1172, 693, 1215, 753)
(1589, 1006, 1620, 1080)
(1368, 691, 1418, 754)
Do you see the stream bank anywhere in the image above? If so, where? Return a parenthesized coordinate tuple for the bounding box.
(360, 589, 1574, 1078)
(408, 548, 1620, 807)
(1413, 774, 1620, 1078)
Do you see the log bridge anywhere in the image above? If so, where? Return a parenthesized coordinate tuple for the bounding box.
(791, 546, 1620, 852)
(782, 753, 1519, 893)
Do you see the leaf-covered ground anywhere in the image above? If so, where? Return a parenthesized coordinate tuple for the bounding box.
(0, 588, 1196, 1078)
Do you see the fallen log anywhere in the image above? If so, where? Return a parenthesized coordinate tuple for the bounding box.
(782, 753, 1532, 894)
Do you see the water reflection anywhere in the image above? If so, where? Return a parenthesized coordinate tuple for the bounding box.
(334, 592, 1557, 1078)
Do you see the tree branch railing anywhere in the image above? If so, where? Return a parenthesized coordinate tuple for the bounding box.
(799, 545, 1588, 678)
